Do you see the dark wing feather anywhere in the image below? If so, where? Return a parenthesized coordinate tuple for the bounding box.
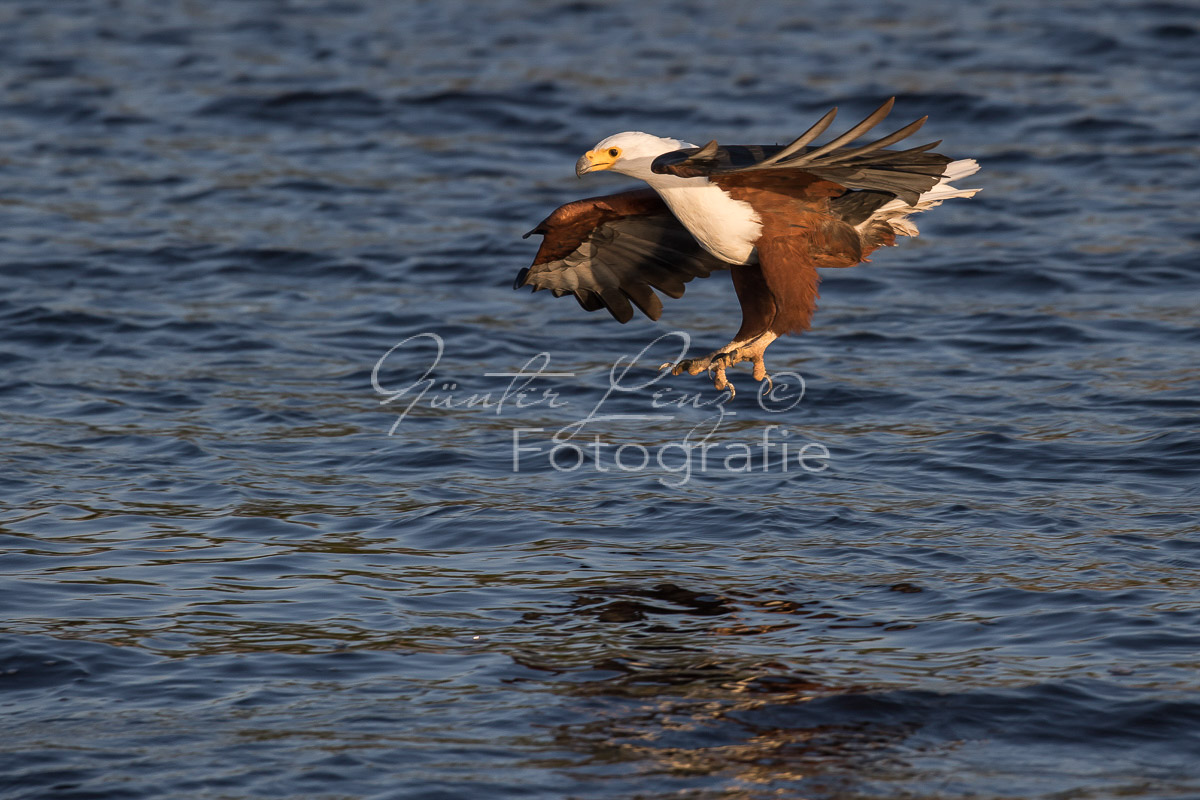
(516, 189, 730, 323)
(651, 97, 953, 205)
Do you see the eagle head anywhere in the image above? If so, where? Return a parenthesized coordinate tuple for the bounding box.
(576, 132, 693, 179)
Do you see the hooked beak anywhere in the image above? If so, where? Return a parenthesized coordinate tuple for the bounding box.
(575, 149, 618, 178)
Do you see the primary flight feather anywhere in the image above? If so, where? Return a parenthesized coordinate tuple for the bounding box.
(515, 97, 980, 396)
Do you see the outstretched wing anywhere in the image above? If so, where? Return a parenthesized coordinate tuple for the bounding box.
(650, 97, 952, 205)
(515, 188, 730, 323)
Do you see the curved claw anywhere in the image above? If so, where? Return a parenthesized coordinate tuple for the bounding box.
(704, 349, 738, 379)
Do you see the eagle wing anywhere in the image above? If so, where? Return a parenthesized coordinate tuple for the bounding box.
(515, 188, 731, 323)
(650, 97, 952, 206)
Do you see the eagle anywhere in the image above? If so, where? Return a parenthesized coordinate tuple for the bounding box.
(514, 98, 979, 396)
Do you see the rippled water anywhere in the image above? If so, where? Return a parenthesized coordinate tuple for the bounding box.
(3, 1, 1199, 798)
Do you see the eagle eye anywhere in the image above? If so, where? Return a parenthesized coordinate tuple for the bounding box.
(607, 147, 620, 158)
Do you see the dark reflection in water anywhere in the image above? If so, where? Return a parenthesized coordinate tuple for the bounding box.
(3, 0, 1200, 798)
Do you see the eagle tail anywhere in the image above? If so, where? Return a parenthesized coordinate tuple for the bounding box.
(862, 158, 981, 239)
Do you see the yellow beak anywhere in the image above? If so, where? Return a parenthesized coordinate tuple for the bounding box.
(575, 149, 618, 177)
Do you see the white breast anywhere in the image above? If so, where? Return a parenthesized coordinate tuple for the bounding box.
(645, 175, 762, 265)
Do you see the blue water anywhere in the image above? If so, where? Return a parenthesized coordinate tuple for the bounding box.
(3, 1, 1199, 798)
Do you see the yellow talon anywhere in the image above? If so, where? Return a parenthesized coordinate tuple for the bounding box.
(661, 336, 777, 398)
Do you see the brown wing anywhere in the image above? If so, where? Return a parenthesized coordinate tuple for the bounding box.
(515, 188, 730, 323)
(650, 97, 952, 205)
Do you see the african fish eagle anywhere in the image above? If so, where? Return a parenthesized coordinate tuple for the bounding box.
(514, 98, 980, 396)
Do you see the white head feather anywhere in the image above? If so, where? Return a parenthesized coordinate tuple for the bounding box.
(589, 131, 695, 180)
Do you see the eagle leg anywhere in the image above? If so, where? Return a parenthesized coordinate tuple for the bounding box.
(663, 331, 779, 398)
(657, 257, 797, 397)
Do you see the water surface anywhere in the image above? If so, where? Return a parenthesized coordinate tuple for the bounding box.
(2, 1, 1199, 798)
